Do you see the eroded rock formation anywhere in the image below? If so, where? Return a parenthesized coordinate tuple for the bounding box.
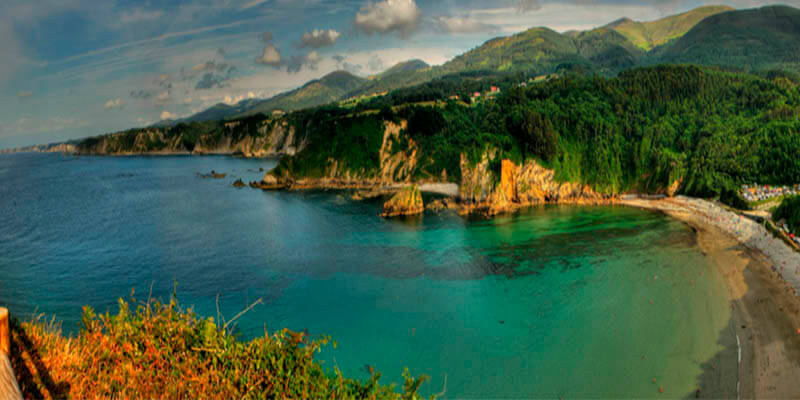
(381, 185, 424, 217)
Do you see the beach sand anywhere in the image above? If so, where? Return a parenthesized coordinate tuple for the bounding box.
(621, 196, 800, 399)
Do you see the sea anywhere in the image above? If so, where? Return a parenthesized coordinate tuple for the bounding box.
(0, 153, 737, 398)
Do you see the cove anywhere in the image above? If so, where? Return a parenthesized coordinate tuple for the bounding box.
(0, 153, 736, 398)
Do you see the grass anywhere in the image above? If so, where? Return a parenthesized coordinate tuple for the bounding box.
(10, 291, 433, 399)
(747, 194, 791, 208)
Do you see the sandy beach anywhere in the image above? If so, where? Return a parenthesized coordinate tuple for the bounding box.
(621, 196, 800, 399)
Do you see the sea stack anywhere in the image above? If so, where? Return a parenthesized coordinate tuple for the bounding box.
(381, 185, 424, 217)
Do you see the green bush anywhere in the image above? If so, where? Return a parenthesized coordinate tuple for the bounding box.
(773, 195, 800, 233)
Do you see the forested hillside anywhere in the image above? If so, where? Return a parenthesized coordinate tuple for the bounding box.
(606, 5, 733, 50)
(271, 65, 800, 202)
(657, 6, 800, 72)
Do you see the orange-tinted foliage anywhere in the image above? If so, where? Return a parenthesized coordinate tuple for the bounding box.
(10, 296, 430, 399)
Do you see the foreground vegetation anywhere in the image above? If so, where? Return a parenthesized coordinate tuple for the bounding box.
(10, 293, 431, 399)
(774, 196, 800, 234)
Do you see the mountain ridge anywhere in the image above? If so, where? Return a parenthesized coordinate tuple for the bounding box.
(167, 5, 736, 125)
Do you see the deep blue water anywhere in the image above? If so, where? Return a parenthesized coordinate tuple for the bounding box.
(0, 153, 734, 398)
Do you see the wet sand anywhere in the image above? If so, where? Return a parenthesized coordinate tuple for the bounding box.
(621, 197, 800, 399)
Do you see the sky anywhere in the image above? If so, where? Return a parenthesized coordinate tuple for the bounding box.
(0, 0, 794, 149)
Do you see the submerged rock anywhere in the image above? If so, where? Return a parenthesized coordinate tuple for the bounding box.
(197, 170, 227, 179)
(381, 185, 424, 217)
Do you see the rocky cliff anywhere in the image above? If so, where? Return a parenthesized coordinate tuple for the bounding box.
(381, 185, 424, 217)
(0, 142, 78, 154)
(459, 151, 611, 215)
(256, 137, 614, 215)
(76, 118, 300, 157)
(262, 120, 427, 190)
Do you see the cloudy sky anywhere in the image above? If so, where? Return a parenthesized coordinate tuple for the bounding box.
(0, 0, 791, 149)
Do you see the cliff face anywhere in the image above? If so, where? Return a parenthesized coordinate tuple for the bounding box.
(381, 185, 424, 217)
(378, 120, 418, 182)
(0, 142, 78, 154)
(258, 141, 612, 215)
(459, 151, 610, 215)
(264, 120, 423, 189)
(76, 119, 299, 157)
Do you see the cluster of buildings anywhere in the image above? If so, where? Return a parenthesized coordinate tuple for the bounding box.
(469, 86, 501, 103)
(740, 184, 800, 203)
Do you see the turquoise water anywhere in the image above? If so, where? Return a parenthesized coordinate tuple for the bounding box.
(0, 153, 734, 398)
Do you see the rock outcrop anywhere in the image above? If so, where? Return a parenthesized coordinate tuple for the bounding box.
(381, 185, 424, 217)
(75, 117, 300, 157)
(197, 170, 226, 179)
(425, 197, 459, 212)
(232, 179, 246, 188)
(459, 151, 612, 215)
(378, 120, 418, 182)
(250, 173, 288, 190)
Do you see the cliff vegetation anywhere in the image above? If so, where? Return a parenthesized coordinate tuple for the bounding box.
(267, 65, 800, 207)
(10, 293, 431, 399)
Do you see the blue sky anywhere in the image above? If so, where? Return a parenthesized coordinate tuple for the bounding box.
(0, 0, 792, 149)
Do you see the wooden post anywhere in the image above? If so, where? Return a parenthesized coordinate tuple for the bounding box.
(0, 307, 22, 400)
(0, 308, 8, 356)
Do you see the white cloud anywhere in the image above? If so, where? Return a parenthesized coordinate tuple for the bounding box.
(160, 110, 177, 120)
(256, 44, 282, 67)
(435, 16, 495, 34)
(222, 91, 257, 105)
(103, 98, 124, 109)
(354, 0, 421, 37)
(301, 29, 341, 48)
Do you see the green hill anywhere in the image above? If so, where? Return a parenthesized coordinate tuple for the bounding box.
(573, 28, 645, 71)
(439, 27, 583, 75)
(344, 59, 434, 98)
(149, 5, 800, 132)
(657, 5, 800, 72)
(239, 70, 366, 117)
(183, 6, 740, 122)
(607, 5, 733, 50)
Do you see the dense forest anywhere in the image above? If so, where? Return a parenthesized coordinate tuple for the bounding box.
(271, 65, 800, 204)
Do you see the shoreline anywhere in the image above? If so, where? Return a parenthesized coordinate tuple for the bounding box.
(620, 196, 800, 398)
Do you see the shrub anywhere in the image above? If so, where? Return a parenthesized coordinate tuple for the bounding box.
(773, 195, 800, 233)
(11, 293, 432, 399)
